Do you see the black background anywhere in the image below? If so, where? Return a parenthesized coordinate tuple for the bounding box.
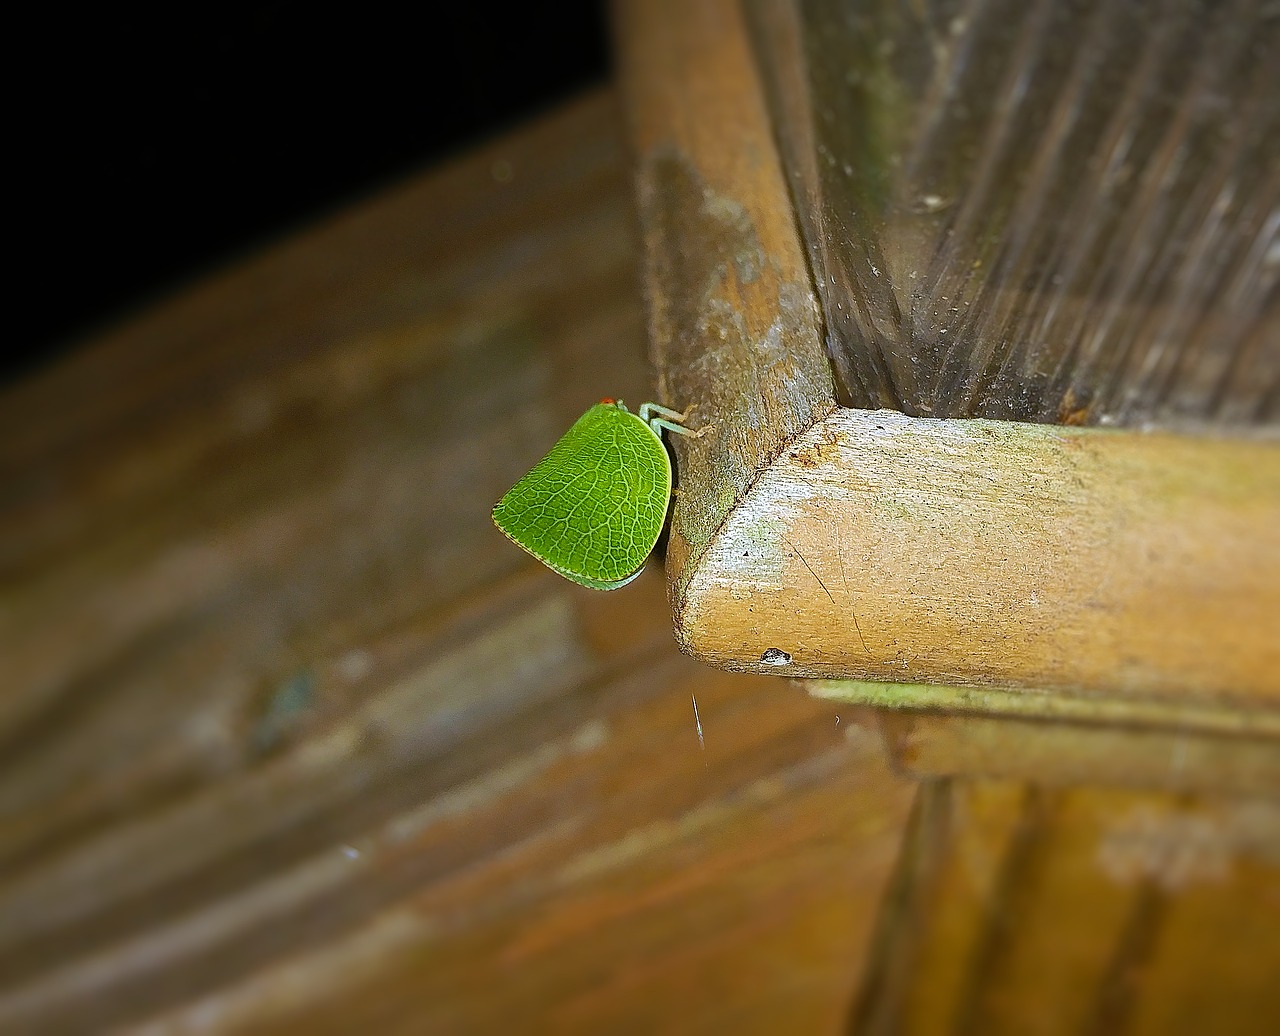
(10, 5, 609, 386)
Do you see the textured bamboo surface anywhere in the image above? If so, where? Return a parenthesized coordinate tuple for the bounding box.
(615, 0, 1280, 710)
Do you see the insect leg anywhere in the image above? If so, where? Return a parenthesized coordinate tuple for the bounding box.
(640, 402, 710, 438)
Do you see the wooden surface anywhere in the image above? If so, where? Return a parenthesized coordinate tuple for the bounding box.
(815, 680, 1280, 740)
(613, 0, 837, 605)
(853, 780, 1280, 1036)
(611, 4, 1280, 1023)
(0, 92, 916, 1034)
(746, 0, 1280, 428)
(877, 709, 1280, 798)
(7, 45, 1278, 1036)
(819, 679, 1280, 796)
(617, 0, 1280, 713)
(678, 407, 1280, 704)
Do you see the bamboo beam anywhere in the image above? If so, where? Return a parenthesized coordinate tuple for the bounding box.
(681, 408, 1280, 704)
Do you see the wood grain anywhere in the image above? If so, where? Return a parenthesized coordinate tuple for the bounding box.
(610, 4, 1280, 1030)
(819, 677, 1280, 798)
(0, 91, 916, 1034)
(878, 711, 1280, 799)
(616, 0, 1280, 715)
(746, 0, 1280, 429)
(677, 407, 1280, 706)
(814, 680, 1280, 740)
(853, 779, 1280, 1036)
(613, 0, 837, 606)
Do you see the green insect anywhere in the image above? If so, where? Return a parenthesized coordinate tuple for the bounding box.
(492, 399, 698, 589)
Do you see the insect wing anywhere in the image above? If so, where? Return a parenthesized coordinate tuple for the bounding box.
(492, 404, 672, 589)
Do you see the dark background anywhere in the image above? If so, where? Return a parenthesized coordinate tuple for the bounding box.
(9, 5, 609, 386)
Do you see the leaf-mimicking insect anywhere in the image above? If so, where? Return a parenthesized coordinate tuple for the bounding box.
(492, 399, 696, 590)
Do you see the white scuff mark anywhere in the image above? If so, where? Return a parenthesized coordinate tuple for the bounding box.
(691, 693, 705, 752)
(570, 718, 609, 754)
(336, 649, 374, 683)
